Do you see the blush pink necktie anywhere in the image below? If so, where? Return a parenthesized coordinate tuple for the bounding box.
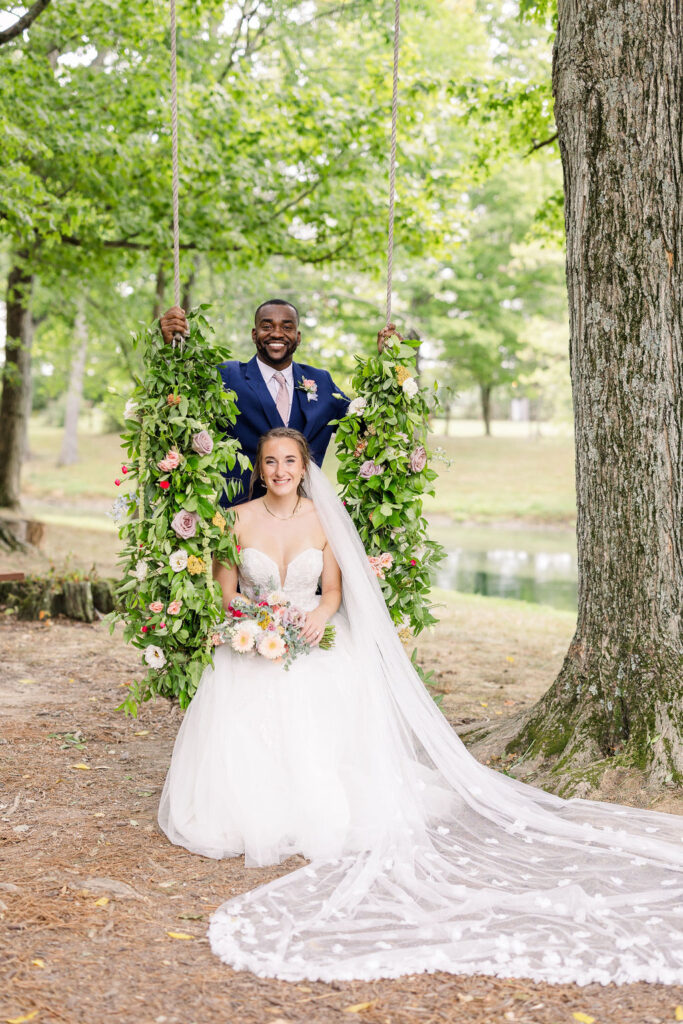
(273, 371, 289, 425)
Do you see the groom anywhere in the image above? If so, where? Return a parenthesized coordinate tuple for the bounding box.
(160, 300, 389, 507)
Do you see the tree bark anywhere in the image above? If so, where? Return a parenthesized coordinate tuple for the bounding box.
(58, 297, 88, 466)
(0, 260, 34, 509)
(479, 384, 492, 436)
(505, 0, 683, 790)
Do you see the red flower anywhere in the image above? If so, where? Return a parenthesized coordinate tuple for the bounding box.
(114, 478, 121, 486)
(159, 480, 170, 490)
(227, 605, 243, 618)
(236, 544, 241, 553)
(159, 622, 166, 629)
(121, 466, 128, 474)
(410, 559, 417, 566)
(141, 626, 148, 633)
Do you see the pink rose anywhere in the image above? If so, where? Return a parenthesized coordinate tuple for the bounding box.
(171, 509, 198, 539)
(379, 552, 393, 569)
(158, 449, 181, 472)
(148, 601, 164, 613)
(359, 459, 382, 479)
(409, 445, 427, 473)
(368, 555, 385, 579)
(167, 600, 182, 615)
(211, 633, 223, 647)
(191, 430, 214, 455)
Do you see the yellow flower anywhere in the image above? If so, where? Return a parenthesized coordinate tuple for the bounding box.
(398, 627, 412, 644)
(187, 555, 206, 575)
(396, 365, 411, 386)
(257, 611, 272, 628)
(212, 511, 226, 533)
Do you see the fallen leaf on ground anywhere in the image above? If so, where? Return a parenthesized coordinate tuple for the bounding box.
(70, 763, 90, 770)
(167, 931, 194, 940)
(94, 897, 109, 907)
(480, 702, 488, 707)
(344, 1002, 377, 1014)
(6, 1013, 39, 1023)
(675, 1008, 683, 1022)
(31, 959, 45, 968)
(134, 730, 149, 736)
(18, 679, 35, 685)
(572, 1014, 595, 1024)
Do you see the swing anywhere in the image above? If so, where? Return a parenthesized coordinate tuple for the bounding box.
(113, 0, 442, 715)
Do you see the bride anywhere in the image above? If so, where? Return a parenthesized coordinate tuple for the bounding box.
(159, 427, 683, 985)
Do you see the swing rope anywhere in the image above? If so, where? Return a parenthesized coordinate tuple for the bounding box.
(385, 0, 400, 328)
(170, 0, 181, 309)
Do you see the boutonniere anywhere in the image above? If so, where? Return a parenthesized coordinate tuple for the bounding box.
(297, 378, 319, 402)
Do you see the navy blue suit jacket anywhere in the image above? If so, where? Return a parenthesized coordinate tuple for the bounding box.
(218, 356, 349, 507)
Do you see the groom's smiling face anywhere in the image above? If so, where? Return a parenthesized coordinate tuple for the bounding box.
(252, 303, 301, 369)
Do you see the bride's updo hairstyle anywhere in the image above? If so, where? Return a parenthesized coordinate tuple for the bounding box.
(249, 427, 312, 499)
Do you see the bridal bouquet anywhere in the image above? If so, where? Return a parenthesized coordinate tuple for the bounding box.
(214, 593, 335, 670)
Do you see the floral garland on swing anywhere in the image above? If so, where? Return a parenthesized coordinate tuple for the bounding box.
(334, 332, 445, 661)
(110, 308, 247, 715)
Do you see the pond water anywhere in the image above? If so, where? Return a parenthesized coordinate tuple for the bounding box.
(431, 524, 578, 613)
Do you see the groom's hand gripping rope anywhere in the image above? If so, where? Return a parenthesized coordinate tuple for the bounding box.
(160, 305, 190, 345)
(377, 322, 402, 353)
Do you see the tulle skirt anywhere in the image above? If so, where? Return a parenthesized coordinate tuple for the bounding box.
(158, 611, 443, 867)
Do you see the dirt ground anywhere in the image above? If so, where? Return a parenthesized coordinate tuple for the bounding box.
(2, 615, 683, 1024)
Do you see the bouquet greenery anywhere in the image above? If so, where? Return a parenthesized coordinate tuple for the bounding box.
(110, 308, 249, 715)
(334, 333, 445, 647)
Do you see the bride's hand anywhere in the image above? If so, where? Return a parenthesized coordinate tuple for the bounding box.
(300, 608, 329, 647)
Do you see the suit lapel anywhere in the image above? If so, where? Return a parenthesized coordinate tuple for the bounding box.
(291, 363, 311, 432)
(244, 356, 281, 430)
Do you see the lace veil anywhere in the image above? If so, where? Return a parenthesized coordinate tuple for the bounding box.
(208, 463, 683, 984)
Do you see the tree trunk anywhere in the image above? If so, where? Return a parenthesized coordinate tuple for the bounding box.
(152, 262, 166, 321)
(479, 384, 492, 436)
(0, 259, 34, 509)
(504, 0, 683, 791)
(58, 298, 88, 466)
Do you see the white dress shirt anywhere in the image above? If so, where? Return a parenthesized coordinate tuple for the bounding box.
(256, 358, 294, 422)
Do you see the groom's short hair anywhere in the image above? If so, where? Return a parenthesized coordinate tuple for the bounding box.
(254, 299, 300, 325)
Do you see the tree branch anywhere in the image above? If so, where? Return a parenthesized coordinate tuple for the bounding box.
(526, 132, 558, 156)
(0, 0, 53, 45)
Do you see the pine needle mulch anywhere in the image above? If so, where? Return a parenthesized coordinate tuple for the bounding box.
(1, 619, 682, 1024)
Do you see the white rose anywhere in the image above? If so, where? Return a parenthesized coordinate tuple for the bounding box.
(402, 377, 419, 398)
(169, 549, 188, 572)
(144, 645, 166, 668)
(347, 397, 367, 416)
(124, 398, 140, 420)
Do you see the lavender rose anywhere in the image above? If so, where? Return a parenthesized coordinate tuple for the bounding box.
(359, 459, 383, 479)
(191, 430, 214, 455)
(171, 509, 199, 539)
(409, 445, 427, 473)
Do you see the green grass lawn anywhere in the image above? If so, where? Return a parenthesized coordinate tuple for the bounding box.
(423, 433, 576, 524)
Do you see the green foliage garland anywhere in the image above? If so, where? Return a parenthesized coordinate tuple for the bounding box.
(111, 308, 248, 715)
(334, 336, 445, 641)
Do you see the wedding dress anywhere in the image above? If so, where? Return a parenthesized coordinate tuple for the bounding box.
(158, 465, 683, 986)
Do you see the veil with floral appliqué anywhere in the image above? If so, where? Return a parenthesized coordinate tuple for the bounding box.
(208, 462, 683, 985)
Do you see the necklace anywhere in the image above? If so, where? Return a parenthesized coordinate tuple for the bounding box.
(263, 496, 301, 520)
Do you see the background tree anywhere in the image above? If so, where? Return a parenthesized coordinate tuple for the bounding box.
(482, 0, 683, 791)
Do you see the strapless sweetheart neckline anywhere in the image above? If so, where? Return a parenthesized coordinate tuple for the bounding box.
(240, 546, 323, 589)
